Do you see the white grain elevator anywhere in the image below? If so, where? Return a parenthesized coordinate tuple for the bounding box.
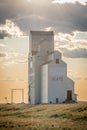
(28, 31, 77, 104)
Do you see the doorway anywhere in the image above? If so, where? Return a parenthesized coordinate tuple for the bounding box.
(56, 98, 59, 103)
(67, 90, 72, 100)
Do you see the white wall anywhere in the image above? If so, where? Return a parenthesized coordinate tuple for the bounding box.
(41, 64, 48, 103)
(48, 64, 67, 103)
(47, 51, 75, 103)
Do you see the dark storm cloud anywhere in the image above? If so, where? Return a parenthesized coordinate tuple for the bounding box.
(61, 48, 87, 58)
(0, 0, 87, 34)
(0, 0, 32, 23)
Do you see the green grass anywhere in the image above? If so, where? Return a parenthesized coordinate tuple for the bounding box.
(72, 107, 87, 112)
(0, 106, 23, 111)
(50, 106, 87, 121)
(0, 102, 87, 130)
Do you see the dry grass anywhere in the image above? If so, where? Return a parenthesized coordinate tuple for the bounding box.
(0, 102, 87, 130)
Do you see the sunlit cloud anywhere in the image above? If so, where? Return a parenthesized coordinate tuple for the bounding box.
(55, 33, 73, 42)
(68, 69, 87, 80)
(73, 76, 87, 80)
(0, 79, 16, 82)
(55, 31, 87, 58)
(45, 27, 54, 31)
(73, 31, 87, 40)
(0, 43, 7, 47)
(0, 52, 28, 68)
(0, 78, 27, 82)
(52, 0, 87, 5)
(0, 19, 24, 39)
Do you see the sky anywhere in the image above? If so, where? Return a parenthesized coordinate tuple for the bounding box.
(0, 0, 87, 103)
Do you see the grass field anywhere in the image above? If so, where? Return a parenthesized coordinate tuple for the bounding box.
(0, 102, 87, 130)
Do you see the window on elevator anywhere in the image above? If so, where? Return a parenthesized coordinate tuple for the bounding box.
(56, 59, 59, 64)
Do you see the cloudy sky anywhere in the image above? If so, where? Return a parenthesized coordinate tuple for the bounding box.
(0, 0, 87, 103)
